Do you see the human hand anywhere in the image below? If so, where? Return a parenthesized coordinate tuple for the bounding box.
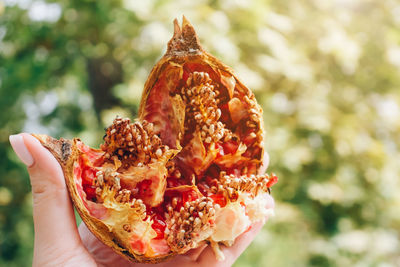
(10, 133, 274, 267)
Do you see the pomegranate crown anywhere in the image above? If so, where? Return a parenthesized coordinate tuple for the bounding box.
(167, 16, 203, 56)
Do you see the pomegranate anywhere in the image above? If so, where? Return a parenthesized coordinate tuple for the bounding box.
(32, 17, 277, 263)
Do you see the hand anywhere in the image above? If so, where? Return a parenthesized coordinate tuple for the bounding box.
(10, 133, 274, 267)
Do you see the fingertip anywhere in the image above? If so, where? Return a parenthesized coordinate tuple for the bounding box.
(20, 133, 49, 164)
(20, 133, 63, 175)
(18, 133, 67, 200)
(9, 134, 34, 167)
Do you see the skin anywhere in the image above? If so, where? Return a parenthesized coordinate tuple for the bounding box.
(10, 133, 274, 267)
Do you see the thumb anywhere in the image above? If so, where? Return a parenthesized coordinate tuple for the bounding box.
(10, 133, 85, 265)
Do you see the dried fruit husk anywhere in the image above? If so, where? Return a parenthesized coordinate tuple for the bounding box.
(32, 17, 277, 263)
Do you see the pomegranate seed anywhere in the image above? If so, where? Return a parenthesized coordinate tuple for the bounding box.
(219, 103, 232, 124)
(84, 185, 97, 201)
(210, 193, 227, 207)
(266, 174, 278, 188)
(152, 214, 167, 239)
(215, 142, 225, 158)
(222, 140, 239, 154)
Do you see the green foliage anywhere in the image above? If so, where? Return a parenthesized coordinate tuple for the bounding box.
(1, 0, 399, 266)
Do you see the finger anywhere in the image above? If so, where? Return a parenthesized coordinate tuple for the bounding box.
(79, 223, 134, 267)
(221, 221, 264, 265)
(183, 242, 208, 262)
(258, 151, 270, 175)
(10, 133, 85, 264)
(196, 221, 265, 267)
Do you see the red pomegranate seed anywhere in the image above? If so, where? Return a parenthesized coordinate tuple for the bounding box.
(219, 103, 232, 125)
(151, 214, 167, 239)
(210, 193, 227, 207)
(182, 189, 198, 203)
(80, 159, 98, 200)
(84, 185, 97, 201)
(215, 142, 224, 158)
(182, 70, 190, 82)
(266, 174, 278, 188)
(222, 140, 238, 154)
(82, 167, 95, 186)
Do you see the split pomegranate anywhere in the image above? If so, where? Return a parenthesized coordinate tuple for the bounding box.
(32, 17, 277, 263)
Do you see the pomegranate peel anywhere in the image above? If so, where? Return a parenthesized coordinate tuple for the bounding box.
(32, 17, 277, 263)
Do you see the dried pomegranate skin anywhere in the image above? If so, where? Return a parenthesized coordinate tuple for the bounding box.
(32, 17, 276, 264)
(139, 19, 265, 165)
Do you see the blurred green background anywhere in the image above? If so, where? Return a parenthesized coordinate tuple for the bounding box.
(1, 0, 400, 266)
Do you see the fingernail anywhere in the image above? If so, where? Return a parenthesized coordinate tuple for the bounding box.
(9, 134, 34, 167)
